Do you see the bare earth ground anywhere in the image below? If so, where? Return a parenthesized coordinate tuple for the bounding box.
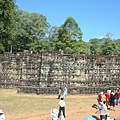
(0, 89, 120, 120)
(20, 95, 120, 120)
(21, 106, 120, 120)
(24, 108, 120, 120)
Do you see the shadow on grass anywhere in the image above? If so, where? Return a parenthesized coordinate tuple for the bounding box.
(92, 104, 98, 109)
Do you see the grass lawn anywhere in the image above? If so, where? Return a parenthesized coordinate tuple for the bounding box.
(0, 89, 120, 120)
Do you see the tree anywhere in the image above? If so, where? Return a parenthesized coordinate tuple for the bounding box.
(56, 17, 83, 52)
(101, 33, 113, 55)
(89, 38, 102, 55)
(0, 0, 18, 52)
(105, 39, 120, 55)
(48, 26, 59, 51)
(16, 10, 50, 52)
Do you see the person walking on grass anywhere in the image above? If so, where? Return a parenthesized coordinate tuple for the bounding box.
(58, 87, 62, 99)
(63, 87, 67, 100)
(58, 97, 66, 119)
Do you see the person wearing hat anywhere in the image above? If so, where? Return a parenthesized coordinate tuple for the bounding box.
(0, 109, 5, 120)
(51, 108, 58, 120)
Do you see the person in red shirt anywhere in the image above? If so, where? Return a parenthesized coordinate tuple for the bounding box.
(115, 89, 120, 106)
(97, 92, 103, 109)
(105, 90, 111, 109)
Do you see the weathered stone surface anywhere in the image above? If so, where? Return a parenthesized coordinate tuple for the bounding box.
(0, 51, 120, 94)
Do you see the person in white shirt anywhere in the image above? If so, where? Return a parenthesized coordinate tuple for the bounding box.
(99, 101, 109, 120)
(0, 109, 5, 120)
(51, 108, 58, 120)
(58, 97, 66, 118)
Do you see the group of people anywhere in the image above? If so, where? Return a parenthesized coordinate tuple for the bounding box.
(58, 87, 68, 100)
(97, 88, 120, 120)
(51, 87, 67, 120)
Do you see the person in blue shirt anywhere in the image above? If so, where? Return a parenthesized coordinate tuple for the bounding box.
(63, 87, 67, 100)
(51, 108, 58, 120)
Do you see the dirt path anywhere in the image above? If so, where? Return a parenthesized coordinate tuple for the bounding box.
(21, 105, 120, 120)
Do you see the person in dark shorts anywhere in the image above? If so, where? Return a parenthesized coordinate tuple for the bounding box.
(58, 97, 66, 118)
(109, 91, 116, 111)
(58, 87, 62, 99)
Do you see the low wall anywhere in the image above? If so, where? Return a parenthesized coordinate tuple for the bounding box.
(0, 51, 120, 94)
(17, 86, 119, 95)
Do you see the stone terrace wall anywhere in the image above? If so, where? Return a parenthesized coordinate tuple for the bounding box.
(0, 51, 120, 94)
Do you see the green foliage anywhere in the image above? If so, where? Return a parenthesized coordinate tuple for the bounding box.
(89, 38, 102, 55)
(0, 3, 120, 55)
(105, 39, 120, 55)
(16, 10, 50, 52)
(0, 0, 18, 52)
(55, 17, 83, 52)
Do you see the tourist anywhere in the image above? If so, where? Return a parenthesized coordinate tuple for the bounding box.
(58, 87, 62, 99)
(99, 101, 108, 120)
(51, 108, 58, 120)
(109, 91, 116, 111)
(105, 90, 111, 109)
(0, 109, 5, 120)
(97, 92, 103, 105)
(58, 97, 66, 119)
(63, 87, 67, 100)
(115, 88, 120, 106)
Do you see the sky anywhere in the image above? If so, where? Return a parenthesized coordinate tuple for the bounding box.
(15, 0, 120, 42)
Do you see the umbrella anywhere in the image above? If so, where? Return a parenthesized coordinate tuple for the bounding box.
(95, 110, 110, 115)
(84, 116, 96, 120)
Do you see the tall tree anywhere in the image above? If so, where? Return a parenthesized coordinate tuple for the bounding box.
(101, 33, 113, 55)
(105, 39, 120, 55)
(48, 26, 59, 51)
(16, 10, 50, 52)
(0, 0, 18, 52)
(56, 17, 83, 52)
(89, 38, 102, 55)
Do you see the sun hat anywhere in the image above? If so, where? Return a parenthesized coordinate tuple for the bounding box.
(100, 92, 103, 94)
(0, 110, 4, 113)
(53, 108, 58, 115)
(99, 102, 103, 105)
